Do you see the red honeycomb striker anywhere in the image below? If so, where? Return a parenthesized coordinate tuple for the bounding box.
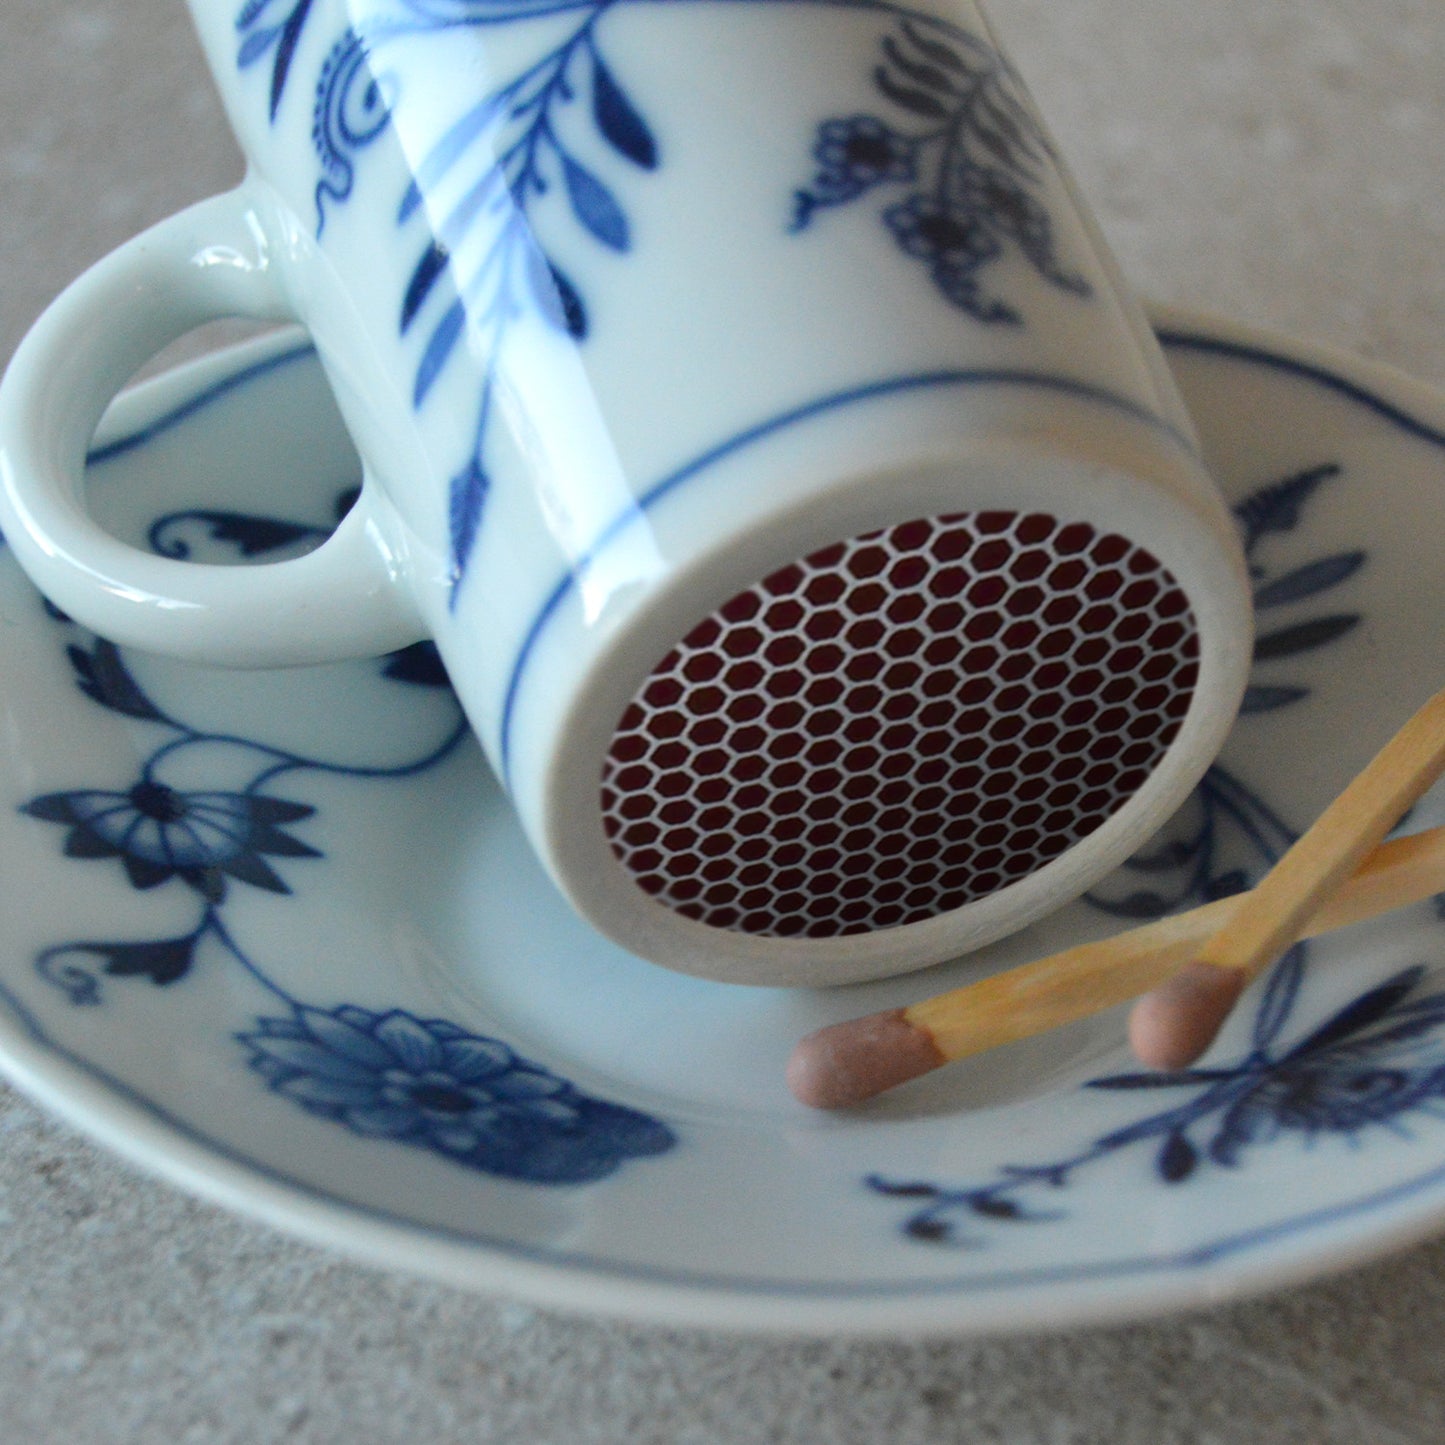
(601, 510, 1199, 939)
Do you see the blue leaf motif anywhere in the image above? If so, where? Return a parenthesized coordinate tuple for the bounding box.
(1287, 966, 1428, 1057)
(865, 1175, 942, 1199)
(1253, 552, 1366, 609)
(897, 20, 969, 75)
(881, 35, 957, 96)
(238, 26, 281, 68)
(592, 54, 658, 170)
(874, 65, 950, 120)
(1157, 1131, 1198, 1182)
(66, 640, 165, 722)
(236, 0, 281, 27)
(969, 1196, 1023, 1219)
(524, 247, 588, 339)
(267, 0, 318, 121)
(562, 155, 630, 251)
(1087, 1069, 1233, 1091)
(905, 1218, 953, 1243)
(71, 936, 200, 988)
(1253, 615, 1360, 661)
(549, 263, 589, 339)
(398, 93, 509, 225)
(401, 242, 451, 335)
(1240, 684, 1311, 715)
(414, 299, 467, 409)
(449, 457, 490, 595)
(1233, 464, 1340, 547)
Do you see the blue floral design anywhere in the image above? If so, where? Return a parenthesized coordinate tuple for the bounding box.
(1087, 463, 1362, 920)
(806, 115, 918, 203)
(23, 491, 677, 1186)
(237, 0, 660, 600)
(21, 779, 317, 904)
(885, 194, 998, 266)
(240, 1004, 675, 1181)
(882, 195, 1007, 322)
(872, 957, 1445, 1245)
(148, 482, 358, 561)
(864, 462, 1445, 1246)
(792, 17, 1090, 322)
(233, 0, 1084, 596)
(1091, 965, 1445, 1172)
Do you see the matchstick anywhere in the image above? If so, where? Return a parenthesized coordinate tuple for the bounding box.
(787, 822, 1445, 1109)
(1129, 686, 1445, 1069)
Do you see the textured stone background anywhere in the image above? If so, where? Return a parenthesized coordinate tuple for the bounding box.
(3, 1, 1445, 1441)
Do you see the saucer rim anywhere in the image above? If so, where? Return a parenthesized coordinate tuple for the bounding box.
(2, 303, 1445, 1337)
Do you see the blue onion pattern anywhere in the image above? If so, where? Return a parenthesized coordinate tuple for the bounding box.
(241, 1004, 675, 1182)
(792, 17, 1090, 323)
(863, 463, 1445, 1246)
(311, 28, 397, 232)
(22, 780, 317, 904)
(872, 956, 1445, 1245)
(24, 491, 677, 1184)
(234, 0, 1087, 595)
(237, 0, 660, 600)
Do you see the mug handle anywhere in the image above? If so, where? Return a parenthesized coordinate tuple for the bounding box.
(0, 187, 424, 666)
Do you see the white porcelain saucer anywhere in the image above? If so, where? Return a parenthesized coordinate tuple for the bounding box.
(2, 305, 1444, 1337)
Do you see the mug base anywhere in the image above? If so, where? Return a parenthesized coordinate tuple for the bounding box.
(512, 390, 1252, 987)
(599, 508, 1199, 943)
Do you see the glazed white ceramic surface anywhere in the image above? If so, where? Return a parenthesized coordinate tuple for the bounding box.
(0, 0, 1253, 985)
(0, 306, 1441, 1336)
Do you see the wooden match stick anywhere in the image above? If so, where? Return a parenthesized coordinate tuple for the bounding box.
(786, 822, 1445, 1109)
(1129, 686, 1445, 1070)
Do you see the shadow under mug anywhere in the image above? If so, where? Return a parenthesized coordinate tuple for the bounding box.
(0, 0, 1253, 986)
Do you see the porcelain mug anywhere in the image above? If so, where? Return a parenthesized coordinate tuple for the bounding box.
(0, 0, 1253, 986)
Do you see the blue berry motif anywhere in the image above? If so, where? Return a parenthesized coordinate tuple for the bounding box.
(806, 115, 919, 204)
(792, 19, 1091, 323)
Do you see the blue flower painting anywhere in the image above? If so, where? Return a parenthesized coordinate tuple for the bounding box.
(807, 115, 919, 201)
(865, 461, 1445, 1246)
(792, 18, 1090, 322)
(22, 782, 318, 904)
(241, 1004, 675, 1182)
(22, 489, 677, 1187)
(234, 0, 1089, 598)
